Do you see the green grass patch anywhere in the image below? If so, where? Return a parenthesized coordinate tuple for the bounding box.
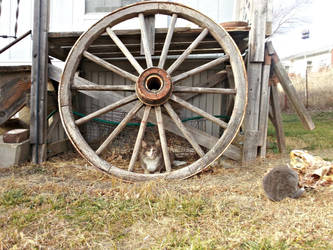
(268, 111, 333, 152)
(0, 189, 30, 207)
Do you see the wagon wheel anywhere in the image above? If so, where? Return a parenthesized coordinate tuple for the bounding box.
(59, 1, 247, 181)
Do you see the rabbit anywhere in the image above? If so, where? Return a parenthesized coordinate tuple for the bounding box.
(262, 165, 305, 202)
(140, 140, 178, 174)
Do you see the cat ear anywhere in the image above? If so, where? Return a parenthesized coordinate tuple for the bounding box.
(142, 140, 147, 148)
(155, 139, 160, 146)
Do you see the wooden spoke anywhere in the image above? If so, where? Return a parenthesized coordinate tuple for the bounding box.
(167, 28, 208, 75)
(138, 13, 153, 68)
(71, 84, 135, 91)
(83, 51, 138, 82)
(172, 55, 230, 83)
(96, 101, 143, 155)
(164, 102, 205, 157)
(128, 105, 151, 172)
(75, 94, 137, 126)
(155, 106, 172, 172)
(170, 94, 228, 129)
(158, 14, 177, 69)
(173, 86, 236, 95)
(106, 27, 144, 74)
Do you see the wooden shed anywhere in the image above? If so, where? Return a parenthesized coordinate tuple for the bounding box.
(0, 0, 315, 181)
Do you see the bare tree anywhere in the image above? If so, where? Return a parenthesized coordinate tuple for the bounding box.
(271, 0, 312, 37)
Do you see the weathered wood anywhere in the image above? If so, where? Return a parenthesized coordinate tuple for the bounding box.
(106, 27, 144, 74)
(167, 28, 209, 74)
(170, 94, 228, 129)
(30, 0, 49, 164)
(242, 129, 260, 165)
(47, 111, 60, 142)
(225, 66, 235, 118)
(173, 86, 236, 95)
(140, 14, 155, 56)
(258, 49, 272, 158)
(0, 68, 31, 125)
(128, 105, 151, 172)
(158, 13, 177, 69)
(3, 129, 29, 143)
(270, 83, 286, 153)
(248, 0, 267, 62)
(75, 94, 137, 126)
(266, 0, 273, 36)
(172, 55, 229, 83)
(51, 63, 241, 160)
(243, 62, 262, 162)
(83, 51, 138, 82)
(164, 102, 205, 157)
(268, 42, 315, 130)
(138, 13, 153, 67)
(51, 68, 242, 162)
(57, 1, 247, 181)
(48, 27, 250, 61)
(96, 101, 143, 155)
(155, 106, 172, 172)
(71, 84, 135, 91)
(180, 71, 227, 101)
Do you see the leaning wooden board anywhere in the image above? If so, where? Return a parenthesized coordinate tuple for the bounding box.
(0, 66, 31, 125)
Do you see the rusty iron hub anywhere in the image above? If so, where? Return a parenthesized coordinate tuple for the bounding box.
(136, 67, 173, 106)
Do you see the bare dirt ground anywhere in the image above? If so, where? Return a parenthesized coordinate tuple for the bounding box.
(1, 148, 333, 249)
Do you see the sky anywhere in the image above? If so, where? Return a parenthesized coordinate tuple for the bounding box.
(273, 0, 333, 58)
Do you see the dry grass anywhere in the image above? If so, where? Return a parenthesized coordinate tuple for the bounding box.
(1, 112, 333, 249)
(1, 149, 333, 249)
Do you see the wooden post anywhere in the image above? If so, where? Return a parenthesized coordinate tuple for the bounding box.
(258, 47, 272, 158)
(30, 0, 50, 164)
(243, 0, 267, 163)
(270, 83, 286, 153)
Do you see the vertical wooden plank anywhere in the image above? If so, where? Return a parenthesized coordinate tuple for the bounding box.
(258, 48, 272, 158)
(248, 0, 267, 62)
(140, 15, 155, 56)
(242, 62, 262, 162)
(266, 0, 273, 36)
(30, 0, 50, 164)
(270, 83, 286, 153)
(242, 0, 268, 163)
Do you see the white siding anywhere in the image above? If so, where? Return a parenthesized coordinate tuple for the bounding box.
(0, 0, 235, 64)
(0, 0, 33, 65)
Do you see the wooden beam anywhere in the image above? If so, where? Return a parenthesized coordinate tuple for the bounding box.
(270, 83, 286, 153)
(268, 41, 315, 130)
(258, 49, 272, 158)
(30, 0, 50, 164)
(140, 14, 155, 56)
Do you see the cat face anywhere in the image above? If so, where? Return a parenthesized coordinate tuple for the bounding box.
(142, 140, 161, 159)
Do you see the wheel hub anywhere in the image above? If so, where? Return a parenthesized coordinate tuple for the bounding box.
(136, 67, 173, 106)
